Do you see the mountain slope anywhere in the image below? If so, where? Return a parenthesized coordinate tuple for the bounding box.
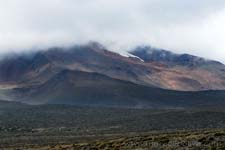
(3, 70, 225, 108)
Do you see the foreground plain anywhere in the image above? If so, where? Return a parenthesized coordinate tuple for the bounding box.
(1, 101, 225, 149)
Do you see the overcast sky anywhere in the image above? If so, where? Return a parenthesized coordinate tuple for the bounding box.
(0, 0, 225, 62)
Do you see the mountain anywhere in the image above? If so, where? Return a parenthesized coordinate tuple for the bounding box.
(1, 42, 225, 91)
(130, 46, 223, 66)
(0, 42, 225, 107)
(0, 43, 156, 89)
(130, 46, 225, 90)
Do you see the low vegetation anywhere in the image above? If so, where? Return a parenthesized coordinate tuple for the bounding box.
(2, 129, 225, 149)
(0, 102, 225, 149)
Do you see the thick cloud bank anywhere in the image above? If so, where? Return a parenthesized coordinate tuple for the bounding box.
(0, 0, 225, 62)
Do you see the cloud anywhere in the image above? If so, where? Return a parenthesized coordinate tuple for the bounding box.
(0, 0, 225, 62)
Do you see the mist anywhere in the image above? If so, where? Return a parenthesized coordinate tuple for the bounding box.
(0, 0, 225, 62)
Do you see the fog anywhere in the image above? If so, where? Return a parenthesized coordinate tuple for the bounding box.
(0, 0, 225, 62)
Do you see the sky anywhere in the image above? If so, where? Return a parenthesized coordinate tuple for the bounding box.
(0, 0, 225, 62)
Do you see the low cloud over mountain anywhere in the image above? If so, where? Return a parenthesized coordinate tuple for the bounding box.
(0, 0, 225, 62)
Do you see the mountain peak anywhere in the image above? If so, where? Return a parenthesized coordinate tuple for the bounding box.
(130, 45, 222, 67)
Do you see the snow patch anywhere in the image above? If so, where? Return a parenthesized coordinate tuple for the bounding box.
(117, 51, 144, 62)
